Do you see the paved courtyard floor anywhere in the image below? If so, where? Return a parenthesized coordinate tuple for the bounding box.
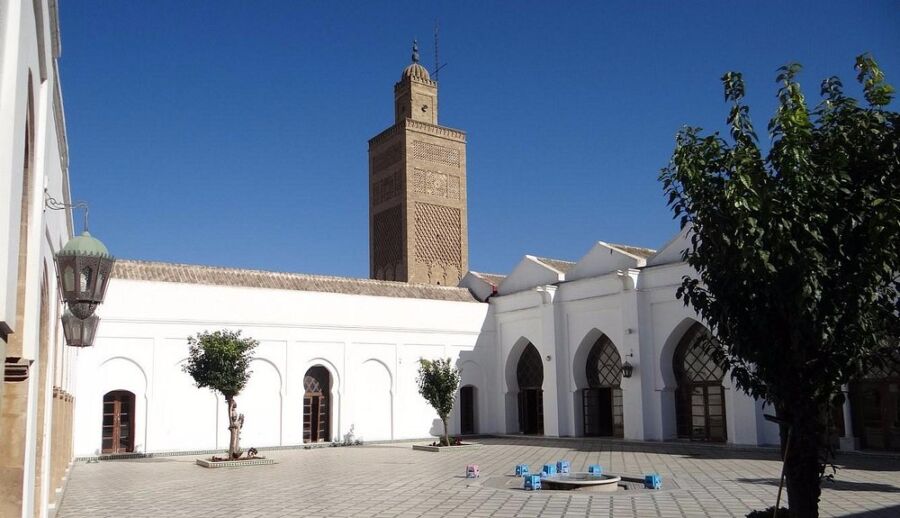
(57, 437, 899, 517)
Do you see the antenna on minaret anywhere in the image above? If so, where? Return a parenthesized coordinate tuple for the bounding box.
(433, 19, 447, 81)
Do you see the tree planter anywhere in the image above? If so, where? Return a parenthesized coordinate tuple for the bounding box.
(412, 443, 482, 453)
(196, 457, 275, 468)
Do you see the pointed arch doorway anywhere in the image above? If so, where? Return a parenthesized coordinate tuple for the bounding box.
(583, 336, 624, 437)
(516, 343, 544, 435)
(303, 366, 331, 443)
(674, 323, 727, 442)
(851, 351, 900, 451)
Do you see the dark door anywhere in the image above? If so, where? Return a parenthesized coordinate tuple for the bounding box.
(853, 381, 900, 451)
(101, 391, 135, 454)
(460, 386, 475, 435)
(518, 389, 544, 435)
(583, 388, 615, 437)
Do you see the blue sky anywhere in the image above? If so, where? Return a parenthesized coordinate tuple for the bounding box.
(59, 1, 899, 278)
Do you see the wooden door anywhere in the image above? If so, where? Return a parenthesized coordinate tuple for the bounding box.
(518, 389, 544, 435)
(854, 381, 900, 451)
(303, 394, 329, 442)
(101, 391, 135, 454)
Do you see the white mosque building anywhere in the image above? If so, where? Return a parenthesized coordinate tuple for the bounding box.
(2, 3, 896, 516)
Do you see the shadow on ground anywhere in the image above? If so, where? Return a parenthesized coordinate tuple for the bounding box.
(737, 477, 900, 493)
(474, 436, 900, 472)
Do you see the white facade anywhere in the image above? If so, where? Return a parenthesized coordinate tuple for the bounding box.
(72, 235, 796, 458)
(1, 1, 79, 517)
(459, 238, 783, 446)
(73, 268, 491, 456)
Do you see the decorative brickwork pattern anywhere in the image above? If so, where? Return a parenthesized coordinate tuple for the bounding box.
(373, 205, 403, 278)
(414, 202, 461, 268)
(412, 169, 460, 200)
(412, 140, 460, 167)
(448, 175, 460, 200)
(372, 143, 403, 173)
(372, 171, 402, 205)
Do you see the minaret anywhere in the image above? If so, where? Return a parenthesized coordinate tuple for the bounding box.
(368, 41, 468, 285)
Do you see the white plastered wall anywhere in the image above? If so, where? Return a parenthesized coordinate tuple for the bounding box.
(72, 280, 489, 456)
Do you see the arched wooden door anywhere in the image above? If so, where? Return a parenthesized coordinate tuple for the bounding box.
(101, 390, 135, 454)
(516, 344, 544, 435)
(851, 351, 900, 451)
(674, 324, 727, 442)
(583, 336, 624, 437)
(460, 385, 476, 435)
(303, 367, 331, 443)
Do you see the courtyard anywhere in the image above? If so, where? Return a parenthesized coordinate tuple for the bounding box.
(57, 437, 899, 517)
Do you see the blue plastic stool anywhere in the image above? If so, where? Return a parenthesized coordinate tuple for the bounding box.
(588, 464, 603, 475)
(523, 474, 542, 491)
(541, 464, 557, 477)
(515, 464, 530, 477)
(644, 473, 662, 489)
(556, 460, 570, 474)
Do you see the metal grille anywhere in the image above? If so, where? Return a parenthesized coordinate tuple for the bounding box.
(303, 366, 329, 394)
(586, 336, 622, 388)
(866, 348, 900, 380)
(675, 324, 725, 383)
(517, 343, 544, 389)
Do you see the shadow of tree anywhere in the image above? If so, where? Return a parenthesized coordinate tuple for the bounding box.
(736, 477, 900, 493)
(837, 504, 900, 517)
(476, 436, 900, 472)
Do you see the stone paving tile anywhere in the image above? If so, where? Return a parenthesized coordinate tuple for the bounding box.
(56, 437, 900, 517)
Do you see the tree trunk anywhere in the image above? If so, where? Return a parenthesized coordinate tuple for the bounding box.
(441, 417, 449, 447)
(782, 405, 822, 518)
(226, 396, 241, 460)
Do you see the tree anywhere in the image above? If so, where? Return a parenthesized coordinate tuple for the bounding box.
(416, 358, 461, 446)
(660, 55, 899, 517)
(183, 330, 258, 460)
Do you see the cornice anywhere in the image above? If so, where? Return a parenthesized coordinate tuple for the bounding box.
(369, 119, 466, 147)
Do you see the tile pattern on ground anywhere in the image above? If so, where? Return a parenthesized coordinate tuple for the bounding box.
(57, 437, 900, 517)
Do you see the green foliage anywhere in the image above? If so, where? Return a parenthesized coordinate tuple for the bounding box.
(416, 358, 460, 446)
(661, 54, 899, 516)
(183, 330, 258, 400)
(416, 358, 460, 419)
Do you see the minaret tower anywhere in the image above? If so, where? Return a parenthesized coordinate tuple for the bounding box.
(368, 41, 468, 285)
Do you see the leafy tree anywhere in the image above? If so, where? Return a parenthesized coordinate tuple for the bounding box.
(416, 358, 461, 446)
(183, 330, 258, 460)
(661, 55, 898, 517)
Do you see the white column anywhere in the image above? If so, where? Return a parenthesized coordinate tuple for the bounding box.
(839, 384, 859, 451)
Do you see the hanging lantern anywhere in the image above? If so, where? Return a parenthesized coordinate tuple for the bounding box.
(61, 309, 100, 347)
(622, 361, 634, 378)
(54, 231, 115, 319)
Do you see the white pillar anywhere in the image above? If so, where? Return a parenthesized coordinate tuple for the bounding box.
(839, 384, 859, 451)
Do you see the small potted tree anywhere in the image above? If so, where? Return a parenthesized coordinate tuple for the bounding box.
(183, 329, 267, 466)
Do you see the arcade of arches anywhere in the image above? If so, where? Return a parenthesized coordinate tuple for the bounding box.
(493, 322, 897, 453)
